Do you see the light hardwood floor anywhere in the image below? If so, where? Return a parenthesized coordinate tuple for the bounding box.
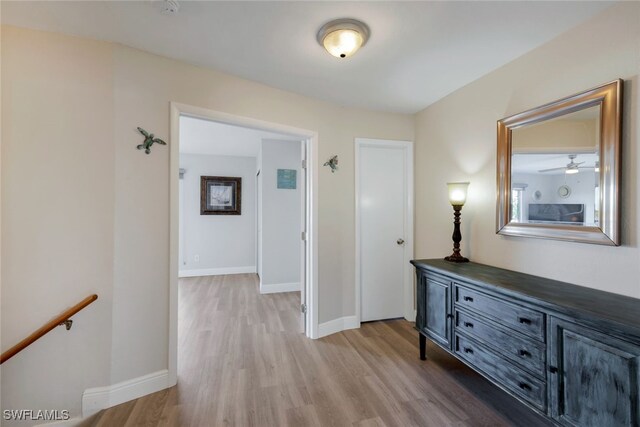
(89, 274, 551, 426)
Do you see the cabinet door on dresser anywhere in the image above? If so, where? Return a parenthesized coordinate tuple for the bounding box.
(421, 272, 452, 349)
(549, 317, 640, 427)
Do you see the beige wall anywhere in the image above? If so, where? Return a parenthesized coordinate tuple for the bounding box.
(1, 25, 414, 417)
(513, 118, 598, 152)
(415, 3, 640, 298)
(1, 28, 115, 418)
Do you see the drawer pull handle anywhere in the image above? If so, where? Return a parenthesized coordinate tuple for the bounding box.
(463, 347, 473, 354)
(463, 322, 474, 328)
(549, 366, 558, 374)
(446, 314, 454, 319)
(518, 317, 532, 325)
(519, 349, 531, 357)
(463, 296, 474, 302)
(519, 382, 532, 391)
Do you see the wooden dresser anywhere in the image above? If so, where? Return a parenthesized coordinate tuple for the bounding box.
(411, 259, 640, 427)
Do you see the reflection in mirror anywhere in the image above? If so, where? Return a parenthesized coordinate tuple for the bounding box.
(510, 105, 600, 226)
(497, 79, 621, 245)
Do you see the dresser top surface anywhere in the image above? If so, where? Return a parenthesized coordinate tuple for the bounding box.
(411, 259, 640, 335)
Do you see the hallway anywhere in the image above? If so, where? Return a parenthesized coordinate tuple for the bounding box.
(89, 274, 549, 426)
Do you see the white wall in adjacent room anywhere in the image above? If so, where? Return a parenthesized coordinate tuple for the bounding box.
(547, 173, 597, 224)
(179, 153, 256, 274)
(259, 140, 302, 290)
(512, 172, 598, 225)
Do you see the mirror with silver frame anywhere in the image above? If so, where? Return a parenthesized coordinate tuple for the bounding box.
(496, 80, 622, 246)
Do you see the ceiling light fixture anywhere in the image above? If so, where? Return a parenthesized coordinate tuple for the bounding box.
(565, 166, 579, 175)
(565, 154, 581, 175)
(539, 154, 584, 175)
(317, 18, 370, 59)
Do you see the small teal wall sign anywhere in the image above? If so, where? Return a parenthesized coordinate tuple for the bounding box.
(277, 169, 297, 189)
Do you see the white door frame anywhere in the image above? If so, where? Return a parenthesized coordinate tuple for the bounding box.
(256, 169, 261, 280)
(355, 138, 414, 325)
(169, 102, 320, 386)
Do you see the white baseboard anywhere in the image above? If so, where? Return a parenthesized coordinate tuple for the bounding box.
(35, 417, 84, 427)
(179, 266, 256, 278)
(82, 369, 170, 418)
(318, 315, 359, 338)
(259, 282, 300, 294)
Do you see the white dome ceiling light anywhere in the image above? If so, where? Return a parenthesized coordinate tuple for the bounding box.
(317, 18, 370, 59)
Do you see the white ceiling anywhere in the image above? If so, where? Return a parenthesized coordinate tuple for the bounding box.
(1, 1, 613, 114)
(179, 115, 300, 157)
(512, 153, 599, 175)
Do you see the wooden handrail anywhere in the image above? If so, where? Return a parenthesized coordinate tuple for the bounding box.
(1, 294, 98, 364)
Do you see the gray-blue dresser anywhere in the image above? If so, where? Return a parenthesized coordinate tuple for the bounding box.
(412, 259, 640, 427)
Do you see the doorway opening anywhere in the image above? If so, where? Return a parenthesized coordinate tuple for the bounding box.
(169, 103, 318, 385)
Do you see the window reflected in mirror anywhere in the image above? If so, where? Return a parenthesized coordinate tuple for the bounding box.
(510, 105, 600, 226)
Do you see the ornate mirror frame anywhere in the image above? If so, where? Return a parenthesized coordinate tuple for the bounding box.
(496, 79, 623, 246)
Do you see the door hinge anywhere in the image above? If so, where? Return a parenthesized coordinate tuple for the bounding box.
(301, 231, 307, 241)
(302, 159, 307, 170)
(301, 304, 307, 314)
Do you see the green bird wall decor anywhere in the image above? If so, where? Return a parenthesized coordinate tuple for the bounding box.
(324, 155, 338, 173)
(136, 127, 167, 154)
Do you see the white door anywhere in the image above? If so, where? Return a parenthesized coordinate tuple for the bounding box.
(356, 139, 413, 322)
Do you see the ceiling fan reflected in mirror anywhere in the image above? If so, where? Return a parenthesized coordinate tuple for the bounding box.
(538, 154, 593, 174)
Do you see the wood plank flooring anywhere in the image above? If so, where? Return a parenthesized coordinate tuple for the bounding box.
(89, 274, 551, 426)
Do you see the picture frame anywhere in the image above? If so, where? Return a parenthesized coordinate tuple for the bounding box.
(200, 176, 242, 215)
(277, 169, 297, 189)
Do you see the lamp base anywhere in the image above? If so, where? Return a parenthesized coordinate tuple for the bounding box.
(444, 253, 469, 263)
(446, 204, 468, 263)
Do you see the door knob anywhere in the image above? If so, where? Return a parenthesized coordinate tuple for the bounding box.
(397, 238, 405, 245)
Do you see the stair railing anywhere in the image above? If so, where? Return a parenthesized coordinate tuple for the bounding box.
(1, 294, 98, 364)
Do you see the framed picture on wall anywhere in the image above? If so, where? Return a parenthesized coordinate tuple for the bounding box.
(277, 169, 297, 189)
(200, 176, 242, 215)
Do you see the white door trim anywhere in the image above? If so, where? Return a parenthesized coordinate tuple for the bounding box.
(355, 138, 414, 325)
(169, 102, 320, 387)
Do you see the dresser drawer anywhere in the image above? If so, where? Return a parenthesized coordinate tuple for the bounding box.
(455, 309, 546, 378)
(455, 284, 545, 341)
(455, 334, 546, 412)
